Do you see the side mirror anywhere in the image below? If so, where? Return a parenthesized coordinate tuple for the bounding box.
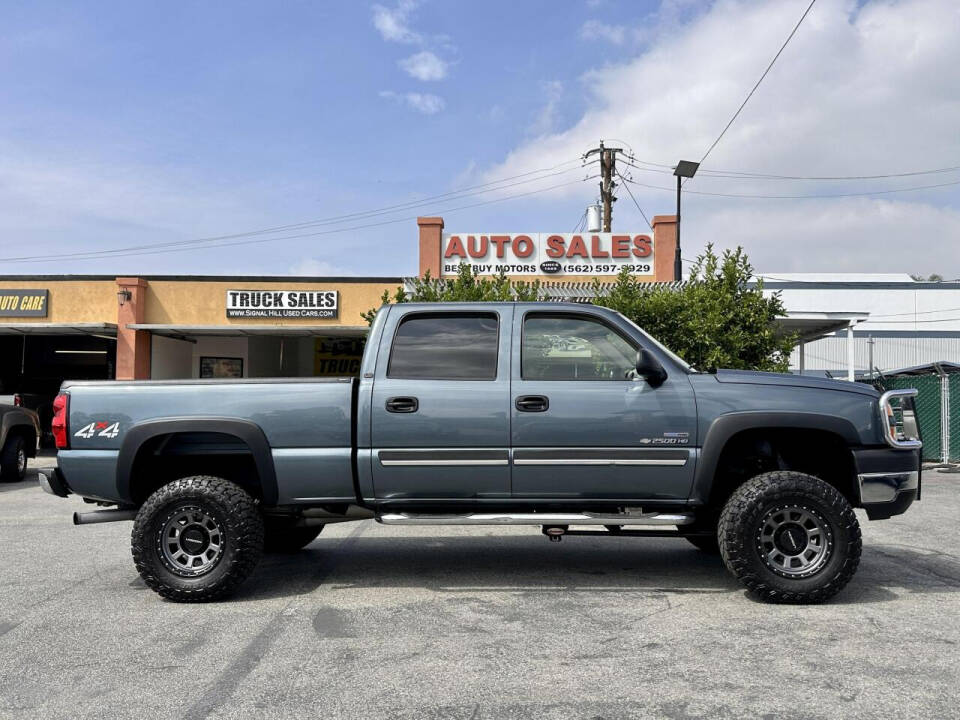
(635, 348, 667, 387)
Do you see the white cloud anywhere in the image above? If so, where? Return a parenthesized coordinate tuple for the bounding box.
(685, 197, 960, 274)
(399, 50, 448, 81)
(371, 0, 421, 43)
(287, 258, 350, 276)
(529, 80, 564, 137)
(580, 20, 629, 44)
(481, 0, 960, 274)
(379, 90, 445, 114)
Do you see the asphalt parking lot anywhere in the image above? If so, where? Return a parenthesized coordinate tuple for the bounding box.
(1, 456, 958, 719)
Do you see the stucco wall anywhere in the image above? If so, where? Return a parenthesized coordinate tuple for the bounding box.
(0, 280, 116, 324)
(143, 280, 397, 327)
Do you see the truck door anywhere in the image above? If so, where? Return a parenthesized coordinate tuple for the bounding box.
(370, 306, 512, 501)
(510, 309, 697, 501)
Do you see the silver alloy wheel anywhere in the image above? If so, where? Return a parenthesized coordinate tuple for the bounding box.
(16, 446, 26, 475)
(158, 505, 225, 577)
(756, 504, 832, 578)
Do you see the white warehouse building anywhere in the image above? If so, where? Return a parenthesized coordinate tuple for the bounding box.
(757, 274, 960, 377)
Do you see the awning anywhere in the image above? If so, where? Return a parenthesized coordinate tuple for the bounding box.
(127, 324, 369, 338)
(776, 312, 869, 342)
(0, 322, 117, 337)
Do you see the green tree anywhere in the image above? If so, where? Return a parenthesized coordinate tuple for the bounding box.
(591, 245, 796, 372)
(362, 264, 543, 324)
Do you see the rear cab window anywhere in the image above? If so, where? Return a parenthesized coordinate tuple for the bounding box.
(388, 312, 499, 380)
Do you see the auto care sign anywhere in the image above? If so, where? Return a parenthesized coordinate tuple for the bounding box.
(440, 233, 654, 277)
(0, 289, 48, 317)
(226, 290, 339, 319)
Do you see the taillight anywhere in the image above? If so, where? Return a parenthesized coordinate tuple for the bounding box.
(13, 394, 22, 407)
(52, 393, 69, 449)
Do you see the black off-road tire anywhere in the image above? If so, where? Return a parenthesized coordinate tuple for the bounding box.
(718, 471, 861, 604)
(131, 476, 264, 602)
(263, 518, 324, 553)
(0, 434, 27, 482)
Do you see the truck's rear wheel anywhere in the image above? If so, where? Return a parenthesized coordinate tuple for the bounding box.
(0, 434, 27, 482)
(718, 471, 861, 604)
(131, 476, 264, 602)
(263, 517, 324, 553)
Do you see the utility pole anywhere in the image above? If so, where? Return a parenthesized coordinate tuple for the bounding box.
(583, 141, 623, 232)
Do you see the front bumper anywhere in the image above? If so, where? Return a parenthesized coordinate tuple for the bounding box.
(853, 447, 921, 520)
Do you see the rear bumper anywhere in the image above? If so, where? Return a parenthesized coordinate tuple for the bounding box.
(853, 447, 921, 520)
(38, 467, 71, 498)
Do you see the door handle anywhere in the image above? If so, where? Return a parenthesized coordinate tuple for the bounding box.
(385, 396, 419, 413)
(515, 395, 549, 412)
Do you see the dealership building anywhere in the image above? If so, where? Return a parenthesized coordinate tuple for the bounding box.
(1, 213, 959, 398)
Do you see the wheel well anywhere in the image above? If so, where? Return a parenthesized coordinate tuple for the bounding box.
(5, 425, 37, 458)
(128, 432, 263, 505)
(708, 428, 857, 510)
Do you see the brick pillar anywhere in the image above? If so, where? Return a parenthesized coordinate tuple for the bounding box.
(115, 277, 150, 380)
(418, 217, 444, 278)
(651, 215, 678, 282)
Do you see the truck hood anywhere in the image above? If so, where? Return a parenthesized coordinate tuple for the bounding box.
(714, 369, 879, 397)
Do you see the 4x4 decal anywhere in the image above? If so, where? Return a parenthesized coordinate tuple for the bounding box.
(74, 421, 121, 439)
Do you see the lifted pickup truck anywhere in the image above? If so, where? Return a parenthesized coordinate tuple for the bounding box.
(42, 302, 921, 604)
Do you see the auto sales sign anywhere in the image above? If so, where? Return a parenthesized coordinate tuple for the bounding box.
(226, 290, 338, 319)
(440, 233, 654, 277)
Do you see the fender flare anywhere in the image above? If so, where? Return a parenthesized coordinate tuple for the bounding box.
(691, 411, 860, 505)
(116, 417, 278, 505)
(1, 409, 40, 456)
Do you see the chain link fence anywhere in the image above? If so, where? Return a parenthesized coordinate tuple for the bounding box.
(861, 373, 944, 462)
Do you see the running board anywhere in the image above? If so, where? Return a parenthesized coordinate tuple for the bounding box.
(376, 512, 694, 526)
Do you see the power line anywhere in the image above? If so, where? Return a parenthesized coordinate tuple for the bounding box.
(615, 169, 653, 230)
(621, 175, 960, 199)
(572, 209, 587, 233)
(0, 160, 597, 264)
(692, 0, 818, 175)
(2, 176, 600, 264)
(621, 157, 960, 182)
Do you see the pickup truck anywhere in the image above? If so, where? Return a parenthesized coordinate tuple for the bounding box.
(40, 302, 922, 604)
(0, 399, 40, 481)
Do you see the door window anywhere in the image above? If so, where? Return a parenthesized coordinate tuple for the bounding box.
(388, 313, 499, 380)
(522, 314, 637, 381)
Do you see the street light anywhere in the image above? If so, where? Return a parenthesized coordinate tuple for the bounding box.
(673, 160, 699, 282)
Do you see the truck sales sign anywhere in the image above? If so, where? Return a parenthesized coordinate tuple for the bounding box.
(440, 233, 655, 277)
(226, 290, 339, 319)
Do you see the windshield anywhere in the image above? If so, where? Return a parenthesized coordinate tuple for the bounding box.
(615, 311, 696, 373)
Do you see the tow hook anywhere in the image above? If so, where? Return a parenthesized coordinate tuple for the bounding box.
(542, 525, 567, 542)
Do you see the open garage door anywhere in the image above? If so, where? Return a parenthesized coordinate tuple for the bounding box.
(0, 324, 117, 443)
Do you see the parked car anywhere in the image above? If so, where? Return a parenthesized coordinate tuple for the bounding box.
(0, 392, 54, 447)
(0, 399, 40, 481)
(41, 302, 921, 604)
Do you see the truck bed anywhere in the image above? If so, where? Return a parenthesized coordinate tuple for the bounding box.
(58, 377, 356, 505)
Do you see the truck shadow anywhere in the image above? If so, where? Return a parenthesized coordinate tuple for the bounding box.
(236, 536, 960, 605)
(240, 535, 738, 601)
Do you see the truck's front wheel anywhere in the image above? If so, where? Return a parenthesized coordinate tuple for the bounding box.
(131, 476, 264, 602)
(718, 471, 861, 604)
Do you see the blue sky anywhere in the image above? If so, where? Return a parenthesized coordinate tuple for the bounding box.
(2, 0, 959, 277)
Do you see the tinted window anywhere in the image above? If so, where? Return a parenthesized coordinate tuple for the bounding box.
(388, 313, 499, 380)
(522, 314, 637, 380)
